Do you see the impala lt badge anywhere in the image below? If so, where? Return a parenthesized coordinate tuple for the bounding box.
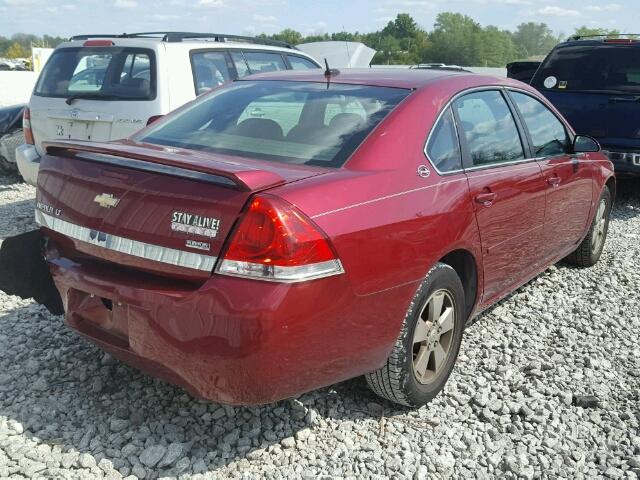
(94, 193, 120, 209)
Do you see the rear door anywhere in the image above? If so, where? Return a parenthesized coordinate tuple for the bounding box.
(30, 45, 158, 155)
(453, 89, 547, 303)
(507, 90, 593, 259)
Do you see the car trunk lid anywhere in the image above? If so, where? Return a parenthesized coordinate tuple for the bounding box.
(36, 140, 327, 281)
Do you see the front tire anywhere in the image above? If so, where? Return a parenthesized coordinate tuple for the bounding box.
(365, 263, 465, 407)
(566, 186, 611, 268)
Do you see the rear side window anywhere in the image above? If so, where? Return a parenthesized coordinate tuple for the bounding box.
(426, 108, 461, 173)
(288, 55, 319, 70)
(533, 44, 640, 93)
(34, 47, 155, 100)
(191, 51, 233, 95)
(138, 80, 410, 168)
(231, 52, 250, 78)
(243, 52, 287, 74)
(510, 91, 570, 157)
(454, 90, 525, 167)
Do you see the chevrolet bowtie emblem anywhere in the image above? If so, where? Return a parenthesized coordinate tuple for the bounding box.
(94, 193, 120, 209)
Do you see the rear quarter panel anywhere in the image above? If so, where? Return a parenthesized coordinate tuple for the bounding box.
(272, 83, 485, 356)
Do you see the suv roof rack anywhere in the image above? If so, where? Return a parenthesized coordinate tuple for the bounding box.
(569, 33, 640, 41)
(69, 32, 297, 49)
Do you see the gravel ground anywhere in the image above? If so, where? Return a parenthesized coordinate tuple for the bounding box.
(0, 176, 639, 479)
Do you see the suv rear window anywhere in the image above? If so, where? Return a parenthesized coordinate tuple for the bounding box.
(138, 80, 409, 167)
(533, 44, 640, 93)
(34, 47, 156, 101)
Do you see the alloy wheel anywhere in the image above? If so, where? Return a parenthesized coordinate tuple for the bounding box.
(591, 198, 607, 253)
(412, 289, 456, 385)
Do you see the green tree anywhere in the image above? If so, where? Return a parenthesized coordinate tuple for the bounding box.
(264, 29, 304, 46)
(512, 22, 561, 58)
(5, 42, 29, 59)
(573, 26, 620, 39)
(477, 26, 519, 67)
(429, 13, 482, 65)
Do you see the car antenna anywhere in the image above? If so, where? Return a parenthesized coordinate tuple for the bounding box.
(324, 58, 339, 89)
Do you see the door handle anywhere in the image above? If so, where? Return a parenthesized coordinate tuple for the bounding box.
(475, 191, 497, 207)
(547, 175, 561, 187)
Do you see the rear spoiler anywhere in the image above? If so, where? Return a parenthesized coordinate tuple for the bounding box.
(43, 140, 287, 192)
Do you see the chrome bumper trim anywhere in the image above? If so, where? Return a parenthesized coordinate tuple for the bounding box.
(35, 210, 217, 272)
(604, 150, 640, 166)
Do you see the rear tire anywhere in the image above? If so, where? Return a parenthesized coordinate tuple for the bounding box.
(365, 263, 465, 407)
(565, 187, 611, 268)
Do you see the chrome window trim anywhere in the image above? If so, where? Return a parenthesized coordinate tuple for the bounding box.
(459, 154, 538, 172)
(423, 85, 551, 175)
(36, 210, 217, 272)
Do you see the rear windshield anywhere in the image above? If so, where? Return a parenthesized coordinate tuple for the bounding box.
(533, 44, 640, 94)
(34, 47, 156, 101)
(137, 80, 410, 167)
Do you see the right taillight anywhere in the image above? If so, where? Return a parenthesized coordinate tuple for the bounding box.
(23, 107, 34, 145)
(217, 194, 344, 282)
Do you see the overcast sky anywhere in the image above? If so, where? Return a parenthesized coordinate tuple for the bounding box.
(0, 0, 633, 38)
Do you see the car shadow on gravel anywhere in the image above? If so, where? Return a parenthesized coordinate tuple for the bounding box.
(0, 302, 393, 478)
(614, 178, 640, 219)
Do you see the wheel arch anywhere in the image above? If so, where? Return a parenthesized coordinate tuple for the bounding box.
(605, 175, 616, 204)
(438, 249, 479, 321)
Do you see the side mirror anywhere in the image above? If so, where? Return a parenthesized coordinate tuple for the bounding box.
(573, 135, 601, 153)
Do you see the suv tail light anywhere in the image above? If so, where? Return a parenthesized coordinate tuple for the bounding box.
(217, 194, 344, 282)
(23, 107, 34, 145)
(146, 115, 163, 126)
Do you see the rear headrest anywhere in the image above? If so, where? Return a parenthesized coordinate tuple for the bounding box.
(328, 113, 364, 132)
(231, 118, 284, 140)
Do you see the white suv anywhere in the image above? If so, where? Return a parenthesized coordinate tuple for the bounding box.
(16, 32, 320, 185)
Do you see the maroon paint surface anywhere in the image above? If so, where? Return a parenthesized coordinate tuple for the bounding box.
(37, 70, 614, 404)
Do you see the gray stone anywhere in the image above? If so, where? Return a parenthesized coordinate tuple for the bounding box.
(139, 445, 167, 468)
(78, 453, 96, 469)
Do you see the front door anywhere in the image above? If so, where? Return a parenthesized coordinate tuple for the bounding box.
(453, 90, 547, 303)
(507, 90, 593, 259)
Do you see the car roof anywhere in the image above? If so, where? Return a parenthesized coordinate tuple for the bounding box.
(55, 38, 316, 57)
(238, 68, 513, 90)
(557, 38, 640, 49)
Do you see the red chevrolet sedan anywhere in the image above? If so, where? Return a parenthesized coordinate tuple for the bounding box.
(34, 69, 614, 406)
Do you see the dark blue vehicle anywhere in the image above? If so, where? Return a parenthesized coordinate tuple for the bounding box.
(531, 35, 640, 176)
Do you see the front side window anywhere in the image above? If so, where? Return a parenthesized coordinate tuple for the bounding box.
(288, 55, 319, 70)
(454, 90, 525, 167)
(191, 51, 233, 95)
(34, 47, 155, 100)
(426, 108, 462, 172)
(138, 81, 410, 168)
(510, 91, 570, 157)
(243, 52, 287, 74)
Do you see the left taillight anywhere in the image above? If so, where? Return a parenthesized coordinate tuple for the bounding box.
(216, 194, 344, 282)
(23, 107, 34, 145)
